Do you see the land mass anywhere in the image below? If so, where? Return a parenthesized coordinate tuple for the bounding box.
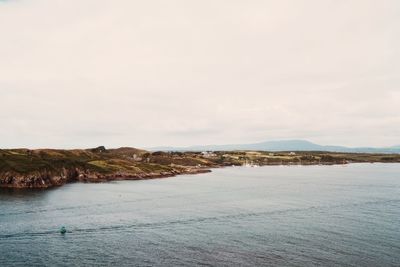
(150, 139, 400, 154)
(1, 146, 400, 189)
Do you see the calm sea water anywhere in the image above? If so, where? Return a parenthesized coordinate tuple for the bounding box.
(1, 164, 399, 267)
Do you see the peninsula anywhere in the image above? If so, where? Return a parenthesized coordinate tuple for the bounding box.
(1, 146, 399, 189)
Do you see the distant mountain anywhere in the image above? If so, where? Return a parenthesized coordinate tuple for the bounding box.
(149, 140, 400, 154)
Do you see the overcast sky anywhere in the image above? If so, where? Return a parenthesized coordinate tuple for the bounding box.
(0, 0, 399, 149)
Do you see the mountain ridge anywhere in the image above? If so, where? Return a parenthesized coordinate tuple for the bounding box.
(149, 140, 400, 153)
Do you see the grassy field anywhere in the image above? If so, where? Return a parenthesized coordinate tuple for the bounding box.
(1, 147, 399, 188)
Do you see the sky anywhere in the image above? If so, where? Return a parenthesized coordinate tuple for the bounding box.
(0, 0, 399, 149)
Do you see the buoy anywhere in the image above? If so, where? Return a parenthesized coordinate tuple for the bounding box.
(60, 226, 67, 234)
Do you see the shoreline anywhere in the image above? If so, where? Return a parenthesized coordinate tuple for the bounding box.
(0, 161, 391, 190)
(3, 161, 398, 191)
(0, 167, 213, 189)
(1, 147, 400, 189)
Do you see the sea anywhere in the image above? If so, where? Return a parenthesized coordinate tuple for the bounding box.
(1, 163, 399, 266)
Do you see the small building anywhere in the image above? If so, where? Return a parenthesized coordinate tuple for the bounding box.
(201, 151, 216, 158)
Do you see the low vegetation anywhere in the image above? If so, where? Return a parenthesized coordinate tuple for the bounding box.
(1, 146, 399, 188)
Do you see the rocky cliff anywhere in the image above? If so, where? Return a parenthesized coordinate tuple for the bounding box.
(0, 147, 214, 188)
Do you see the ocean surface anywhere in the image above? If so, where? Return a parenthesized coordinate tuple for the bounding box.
(1, 163, 399, 266)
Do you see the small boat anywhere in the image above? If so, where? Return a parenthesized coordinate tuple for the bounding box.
(60, 226, 67, 234)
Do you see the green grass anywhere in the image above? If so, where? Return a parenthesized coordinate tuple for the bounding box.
(1, 147, 400, 178)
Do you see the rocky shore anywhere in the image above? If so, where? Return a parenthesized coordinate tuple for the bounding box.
(1, 146, 399, 189)
(0, 167, 212, 189)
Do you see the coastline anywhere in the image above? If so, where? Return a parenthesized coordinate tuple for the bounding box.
(0, 166, 213, 189)
(1, 147, 400, 189)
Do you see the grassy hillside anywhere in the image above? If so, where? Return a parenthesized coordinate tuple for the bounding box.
(1, 147, 400, 188)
